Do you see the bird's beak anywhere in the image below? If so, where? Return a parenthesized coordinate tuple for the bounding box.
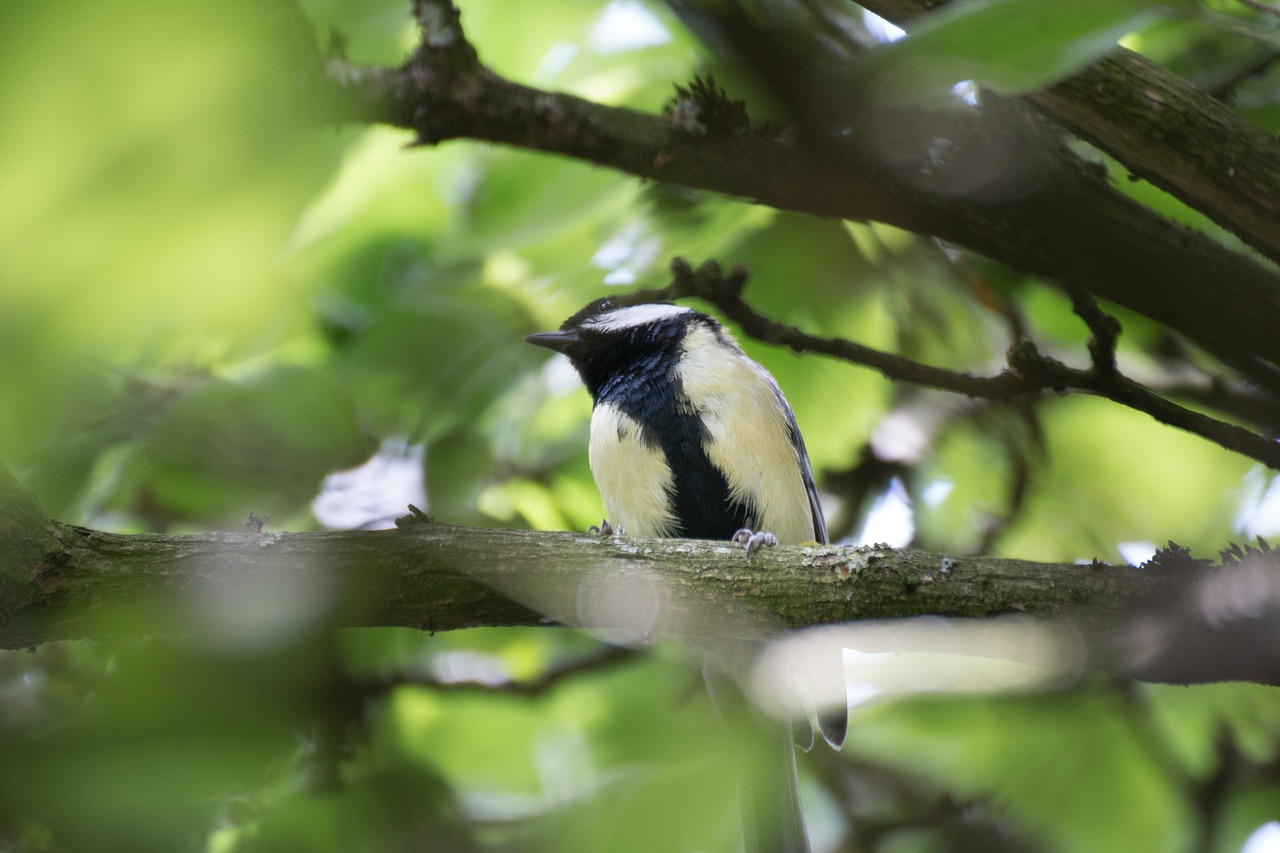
(524, 329, 578, 355)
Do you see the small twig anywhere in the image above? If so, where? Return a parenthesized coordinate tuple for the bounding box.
(972, 404, 1041, 556)
(355, 645, 639, 700)
(635, 259, 1031, 399)
(1062, 282, 1121, 377)
(411, 0, 472, 57)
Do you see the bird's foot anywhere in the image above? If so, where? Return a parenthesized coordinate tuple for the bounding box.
(588, 519, 624, 536)
(732, 528, 777, 561)
(394, 504, 434, 528)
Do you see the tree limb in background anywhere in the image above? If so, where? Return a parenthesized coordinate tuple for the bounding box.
(860, 0, 1280, 264)
(310, 0, 1280, 380)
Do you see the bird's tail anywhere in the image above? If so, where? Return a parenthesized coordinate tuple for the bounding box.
(739, 725, 811, 853)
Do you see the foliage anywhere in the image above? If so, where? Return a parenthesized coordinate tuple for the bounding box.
(2, 0, 1280, 851)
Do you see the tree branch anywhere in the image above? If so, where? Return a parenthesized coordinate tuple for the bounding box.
(5, 464, 1280, 687)
(0, 457, 1144, 651)
(861, 0, 1280, 265)
(636, 258, 1280, 470)
(312, 1, 1280, 380)
(1, 514, 1144, 650)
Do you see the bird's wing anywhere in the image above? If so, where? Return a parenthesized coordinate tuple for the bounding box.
(774, 384, 827, 545)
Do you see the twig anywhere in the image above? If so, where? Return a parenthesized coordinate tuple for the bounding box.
(357, 644, 639, 698)
(1062, 282, 1121, 377)
(633, 259, 1030, 399)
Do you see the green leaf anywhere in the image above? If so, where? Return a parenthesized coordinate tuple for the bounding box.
(846, 687, 1193, 852)
(869, 0, 1182, 102)
(133, 366, 372, 523)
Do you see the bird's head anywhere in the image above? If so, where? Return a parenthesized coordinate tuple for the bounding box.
(525, 299, 717, 397)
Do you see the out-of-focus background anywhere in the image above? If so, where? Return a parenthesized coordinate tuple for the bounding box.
(3, 1, 1280, 850)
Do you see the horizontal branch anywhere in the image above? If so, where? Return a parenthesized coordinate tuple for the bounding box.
(0, 462, 1145, 650)
(3, 514, 1146, 650)
(4, 464, 1279, 686)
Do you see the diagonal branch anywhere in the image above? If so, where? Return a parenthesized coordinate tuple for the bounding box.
(635, 258, 1280, 470)
(860, 0, 1280, 265)
(313, 1, 1280, 380)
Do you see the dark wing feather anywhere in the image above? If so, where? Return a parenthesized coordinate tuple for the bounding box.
(773, 385, 827, 545)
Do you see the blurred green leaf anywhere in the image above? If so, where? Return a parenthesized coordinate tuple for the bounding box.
(3, 1, 1280, 851)
(0, 640, 319, 851)
(297, 0, 415, 64)
(996, 397, 1249, 562)
(0, 0, 341, 467)
(131, 366, 371, 523)
(845, 686, 1193, 852)
(867, 0, 1185, 102)
(1143, 682, 1280, 776)
(236, 767, 474, 853)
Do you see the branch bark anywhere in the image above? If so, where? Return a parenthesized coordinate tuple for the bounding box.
(0, 461, 1146, 650)
(863, 0, 1280, 265)
(3, 515, 1150, 650)
(6, 464, 1280, 687)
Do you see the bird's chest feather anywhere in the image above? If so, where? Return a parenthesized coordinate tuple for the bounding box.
(588, 400, 680, 538)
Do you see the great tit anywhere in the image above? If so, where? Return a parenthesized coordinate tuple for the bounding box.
(527, 298, 844, 853)
(524, 298, 826, 549)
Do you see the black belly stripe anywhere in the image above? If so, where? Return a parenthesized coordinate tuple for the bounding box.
(598, 358, 755, 540)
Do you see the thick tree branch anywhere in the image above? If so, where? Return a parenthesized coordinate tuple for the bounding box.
(0, 512, 1140, 650)
(861, 0, 1280, 265)
(314, 1, 1280, 380)
(0, 459, 1142, 651)
(4, 464, 1279, 686)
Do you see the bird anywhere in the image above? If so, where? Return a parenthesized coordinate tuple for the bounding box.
(526, 297, 845, 853)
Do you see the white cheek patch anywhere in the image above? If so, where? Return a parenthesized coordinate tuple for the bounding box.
(677, 326, 815, 544)
(584, 304, 693, 334)
(589, 402, 678, 538)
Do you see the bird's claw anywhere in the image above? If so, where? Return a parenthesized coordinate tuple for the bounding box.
(394, 504, 434, 528)
(732, 528, 778, 561)
(588, 519, 623, 536)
